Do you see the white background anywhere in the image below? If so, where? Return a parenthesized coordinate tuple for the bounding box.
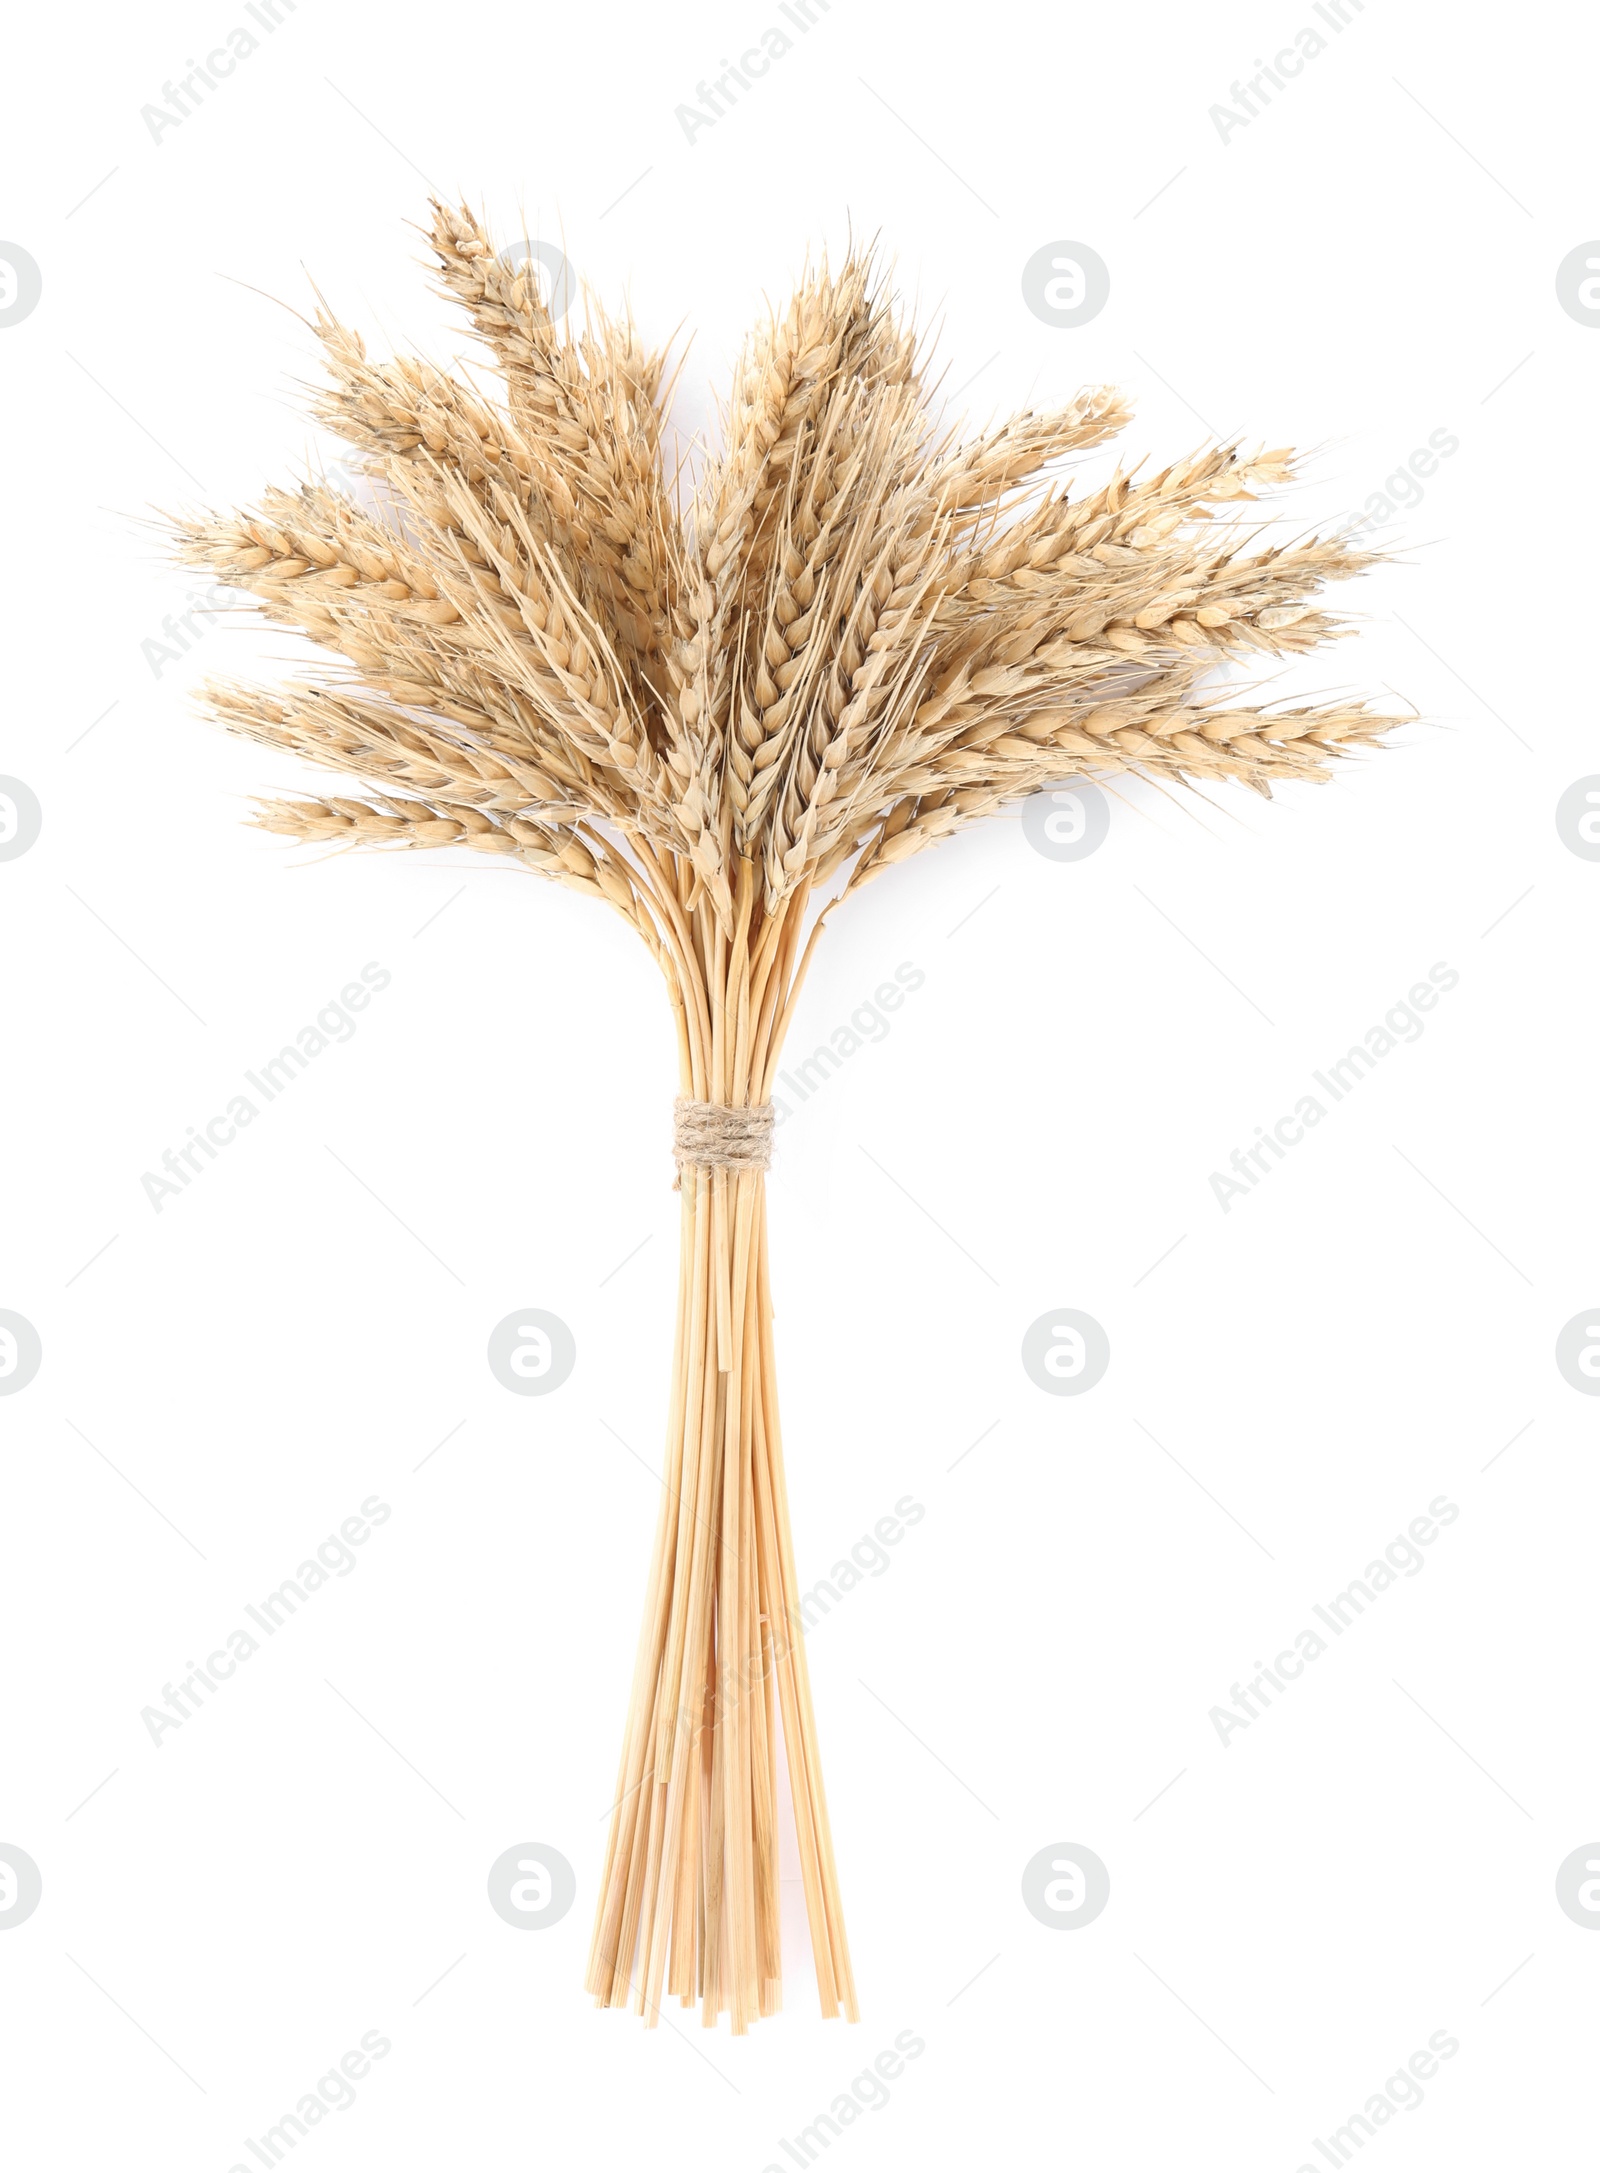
(3, 1, 1597, 2166)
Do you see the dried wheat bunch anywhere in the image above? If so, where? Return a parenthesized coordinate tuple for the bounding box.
(172, 200, 1403, 2034)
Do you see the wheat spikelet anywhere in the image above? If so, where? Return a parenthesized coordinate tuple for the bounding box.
(170, 205, 1408, 2035)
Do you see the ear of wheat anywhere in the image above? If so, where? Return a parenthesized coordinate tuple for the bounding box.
(172, 201, 1402, 2033)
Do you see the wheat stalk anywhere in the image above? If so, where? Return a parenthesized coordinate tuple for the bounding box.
(169, 202, 1407, 2033)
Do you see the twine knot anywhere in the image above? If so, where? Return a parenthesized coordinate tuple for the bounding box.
(673, 1097, 774, 1182)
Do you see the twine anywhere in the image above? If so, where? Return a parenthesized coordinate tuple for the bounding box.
(673, 1097, 775, 1182)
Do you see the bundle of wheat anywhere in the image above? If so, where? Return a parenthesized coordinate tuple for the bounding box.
(173, 200, 1402, 2034)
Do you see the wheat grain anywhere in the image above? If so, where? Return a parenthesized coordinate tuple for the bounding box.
(172, 205, 1408, 2034)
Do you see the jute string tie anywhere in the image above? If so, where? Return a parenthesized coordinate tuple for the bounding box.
(673, 1097, 774, 1185)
